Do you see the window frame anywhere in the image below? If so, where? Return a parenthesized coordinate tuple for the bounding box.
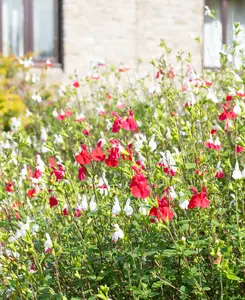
(0, 0, 63, 68)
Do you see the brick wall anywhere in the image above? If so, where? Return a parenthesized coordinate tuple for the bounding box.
(63, 0, 204, 76)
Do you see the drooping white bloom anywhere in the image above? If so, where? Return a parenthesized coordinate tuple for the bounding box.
(97, 172, 110, 196)
(148, 84, 161, 94)
(112, 224, 124, 243)
(134, 133, 147, 152)
(139, 204, 148, 215)
(44, 233, 52, 252)
(178, 191, 189, 209)
(54, 134, 63, 144)
(234, 101, 242, 115)
(81, 194, 88, 211)
(32, 92, 42, 103)
(25, 72, 31, 81)
(242, 167, 245, 178)
(20, 164, 28, 179)
(10, 117, 21, 131)
(207, 90, 219, 103)
(232, 161, 242, 180)
(105, 119, 113, 131)
(40, 128, 48, 142)
(112, 197, 121, 215)
(166, 127, 171, 140)
(124, 198, 133, 217)
(149, 134, 157, 152)
(169, 186, 177, 199)
(89, 195, 98, 212)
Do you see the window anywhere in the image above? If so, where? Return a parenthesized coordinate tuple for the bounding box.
(204, 0, 245, 68)
(0, 0, 62, 65)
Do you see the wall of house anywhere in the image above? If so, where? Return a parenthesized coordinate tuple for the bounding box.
(63, 0, 204, 77)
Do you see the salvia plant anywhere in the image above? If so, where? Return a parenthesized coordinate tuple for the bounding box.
(2, 22, 245, 299)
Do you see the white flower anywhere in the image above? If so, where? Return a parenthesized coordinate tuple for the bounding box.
(54, 134, 63, 144)
(139, 204, 148, 215)
(97, 172, 110, 196)
(204, 6, 211, 16)
(207, 90, 219, 103)
(112, 224, 124, 243)
(169, 186, 177, 199)
(25, 72, 30, 81)
(166, 127, 171, 140)
(31, 224, 39, 235)
(112, 197, 121, 215)
(232, 161, 242, 180)
(124, 198, 133, 217)
(179, 199, 189, 210)
(32, 92, 42, 103)
(10, 117, 21, 131)
(81, 195, 88, 211)
(89, 195, 98, 212)
(41, 128, 48, 142)
(242, 167, 245, 178)
(149, 134, 157, 152)
(234, 102, 242, 115)
(44, 233, 52, 252)
(148, 84, 161, 94)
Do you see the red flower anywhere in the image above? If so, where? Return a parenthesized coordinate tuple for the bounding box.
(149, 196, 174, 222)
(51, 163, 65, 182)
(27, 189, 36, 198)
(62, 207, 69, 216)
(33, 168, 42, 179)
(130, 166, 150, 199)
(122, 109, 137, 131)
(188, 186, 210, 209)
(78, 166, 87, 181)
(105, 146, 120, 167)
(215, 171, 225, 178)
(74, 209, 82, 218)
(5, 181, 14, 193)
(49, 196, 58, 208)
(218, 105, 237, 121)
(91, 145, 106, 162)
(226, 95, 233, 101)
(73, 81, 80, 88)
(75, 144, 91, 165)
(235, 145, 244, 153)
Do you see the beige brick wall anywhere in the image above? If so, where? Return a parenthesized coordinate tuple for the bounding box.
(63, 0, 204, 76)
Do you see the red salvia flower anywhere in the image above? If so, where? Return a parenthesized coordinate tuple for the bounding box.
(218, 104, 237, 121)
(75, 144, 91, 165)
(5, 181, 14, 193)
(49, 196, 58, 208)
(188, 186, 210, 209)
(27, 189, 36, 198)
(129, 166, 150, 199)
(91, 144, 106, 162)
(73, 81, 80, 88)
(122, 109, 137, 131)
(78, 166, 87, 181)
(149, 196, 174, 222)
(235, 145, 244, 153)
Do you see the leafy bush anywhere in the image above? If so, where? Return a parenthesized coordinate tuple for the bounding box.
(1, 27, 245, 299)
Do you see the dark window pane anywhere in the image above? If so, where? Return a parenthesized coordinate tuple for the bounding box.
(33, 0, 54, 59)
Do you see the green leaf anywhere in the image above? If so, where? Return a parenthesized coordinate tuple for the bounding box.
(185, 163, 196, 169)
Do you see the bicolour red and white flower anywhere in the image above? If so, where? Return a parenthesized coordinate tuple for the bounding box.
(158, 151, 177, 176)
(44, 233, 52, 253)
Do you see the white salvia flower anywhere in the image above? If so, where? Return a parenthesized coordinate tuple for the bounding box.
(31, 224, 39, 235)
(44, 233, 52, 251)
(105, 119, 113, 131)
(112, 197, 121, 215)
(207, 90, 219, 103)
(25, 72, 30, 81)
(169, 186, 177, 199)
(54, 134, 63, 144)
(81, 195, 88, 211)
(166, 127, 171, 140)
(59, 86, 66, 96)
(148, 84, 161, 94)
(26, 109, 32, 117)
(40, 128, 48, 142)
(97, 172, 110, 196)
(21, 164, 28, 179)
(52, 109, 58, 117)
(10, 117, 21, 131)
(112, 224, 124, 243)
(32, 93, 42, 103)
(149, 134, 157, 152)
(32, 74, 38, 83)
(234, 102, 242, 115)
(139, 204, 148, 215)
(124, 198, 133, 216)
(232, 161, 242, 180)
(179, 199, 189, 210)
(242, 167, 245, 178)
(89, 195, 98, 212)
